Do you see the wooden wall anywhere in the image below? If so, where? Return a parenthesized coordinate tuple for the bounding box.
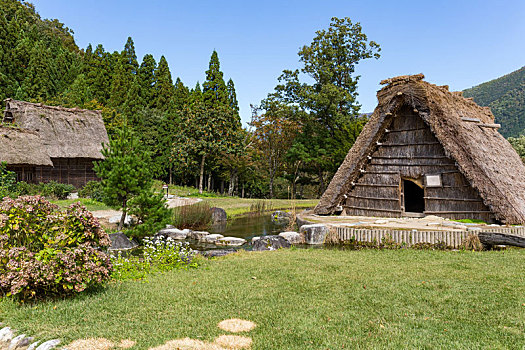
(344, 106, 494, 222)
(35, 158, 99, 188)
(7, 165, 35, 183)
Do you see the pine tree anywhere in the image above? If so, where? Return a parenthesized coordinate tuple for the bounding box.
(138, 54, 157, 107)
(122, 36, 138, 75)
(94, 124, 152, 230)
(109, 38, 139, 109)
(173, 77, 189, 110)
(85, 44, 112, 104)
(153, 55, 175, 111)
(227, 78, 239, 115)
(191, 82, 203, 104)
(202, 50, 228, 108)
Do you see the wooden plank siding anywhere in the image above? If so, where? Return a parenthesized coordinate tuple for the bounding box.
(344, 106, 494, 222)
(336, 226, 525, 248)
(35, 158, 99, 188)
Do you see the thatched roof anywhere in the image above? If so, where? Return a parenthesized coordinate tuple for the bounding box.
(315, 74, 525, 224)
(0, 127, 53, 166)
(3, 99, 109, 159)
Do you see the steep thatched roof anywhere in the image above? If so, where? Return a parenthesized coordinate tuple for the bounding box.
(0, 127, 53, 166)
(315, 74, 525, 224)
(3, 99, 109, 159)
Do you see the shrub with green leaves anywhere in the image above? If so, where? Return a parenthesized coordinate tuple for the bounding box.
(78, 180, 106, 202)
(0, 196, 112, 300)
(15, 181, 75, 200)
(0, 162, 18, 199)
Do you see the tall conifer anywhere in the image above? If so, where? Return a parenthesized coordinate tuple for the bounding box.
(202, 50, 228, 108)
(153, 55, 175, 111)
(138, 54, 157, 107)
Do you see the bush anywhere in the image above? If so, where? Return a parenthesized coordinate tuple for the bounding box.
(110, 236, 196, 281)
(78, 180, 106, 202)
(40, 181, 76, 200)
(15, 181, 75, 200)
(127, 189, 172, 239)
(172, 202, 212, 230)
(0, 162, 18, 199)
(0, 196, 112, 300)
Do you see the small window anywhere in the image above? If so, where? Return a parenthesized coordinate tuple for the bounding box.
(425, 174, 442, 187)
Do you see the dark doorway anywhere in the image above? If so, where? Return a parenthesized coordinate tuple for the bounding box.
(403, 179, 425, 213)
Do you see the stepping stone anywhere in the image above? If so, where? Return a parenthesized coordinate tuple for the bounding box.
(202, 234, 224, 243)
(35, 339, 60, 350)
(215, 237, 247, 246)
(155, 228, 188, 240)
(0, 327, 15, 342)
(189, 230, 210, 240)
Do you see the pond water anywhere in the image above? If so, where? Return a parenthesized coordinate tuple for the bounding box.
(188, 214, 290, 251)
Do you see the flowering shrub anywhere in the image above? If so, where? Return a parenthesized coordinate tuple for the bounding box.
(111, 236, 197, 281)
(0, 196, 112, 300)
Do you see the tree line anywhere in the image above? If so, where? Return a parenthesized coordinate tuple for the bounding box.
(0, 0, 381, 199)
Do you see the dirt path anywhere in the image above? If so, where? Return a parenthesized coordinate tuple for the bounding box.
(92, 197, 201, 228)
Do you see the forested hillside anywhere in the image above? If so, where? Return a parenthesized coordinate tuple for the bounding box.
(463, 66, 525, 137)
(0, 0, 378, 199)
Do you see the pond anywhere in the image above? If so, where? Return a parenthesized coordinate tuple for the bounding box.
(188, 214, 291, 251)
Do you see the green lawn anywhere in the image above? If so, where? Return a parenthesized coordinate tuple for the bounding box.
(201, 198, 319, 217)
(1, 249, 524, 349)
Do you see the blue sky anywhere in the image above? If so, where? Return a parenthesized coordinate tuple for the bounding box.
(32, 0, 525, 125)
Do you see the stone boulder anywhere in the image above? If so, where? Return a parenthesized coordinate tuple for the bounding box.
(188, 230, 210, 240)
(210, 207, 227, 223)
(155, 228, 189, 240)
(279, 231, 303, 244)
(202, 234, 224, 243)
(252, 235, 291, 251)
(299, 224, 329, 245)
(108, 232, 138, 250)
(251, 236, 261, 244)
(271, 211, 292, 225)
(215, 237, 247, 246)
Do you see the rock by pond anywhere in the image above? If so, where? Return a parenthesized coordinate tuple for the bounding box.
(279, 231, 303, 244)
(216, 237, 247, 246)
(108, 232, 138, 250)
(202, 234, 224, 243)
(155, 228, 189, 240)
(210, 207, 227, 223)
(300, 224, 329, 245)
(271, 211, 292, 225)
(252, 235, 291, 251)
(188, 230, 210, 240)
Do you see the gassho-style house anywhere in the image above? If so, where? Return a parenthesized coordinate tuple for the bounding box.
(315, 74, 525, 225)
(0, 99, 109, 188)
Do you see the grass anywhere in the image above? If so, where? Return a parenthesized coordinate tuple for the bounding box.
(1, 249, 524, 349)
(50, 198, 111, 211)
(455, 219, 487, 224)
(202, 198, 318, 217)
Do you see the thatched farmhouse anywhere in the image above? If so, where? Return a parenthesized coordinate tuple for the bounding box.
(1, 99, 109, 187)
(315, 74, 525, 224)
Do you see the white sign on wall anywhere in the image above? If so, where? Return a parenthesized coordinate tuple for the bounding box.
(425, 174, 442, 187)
